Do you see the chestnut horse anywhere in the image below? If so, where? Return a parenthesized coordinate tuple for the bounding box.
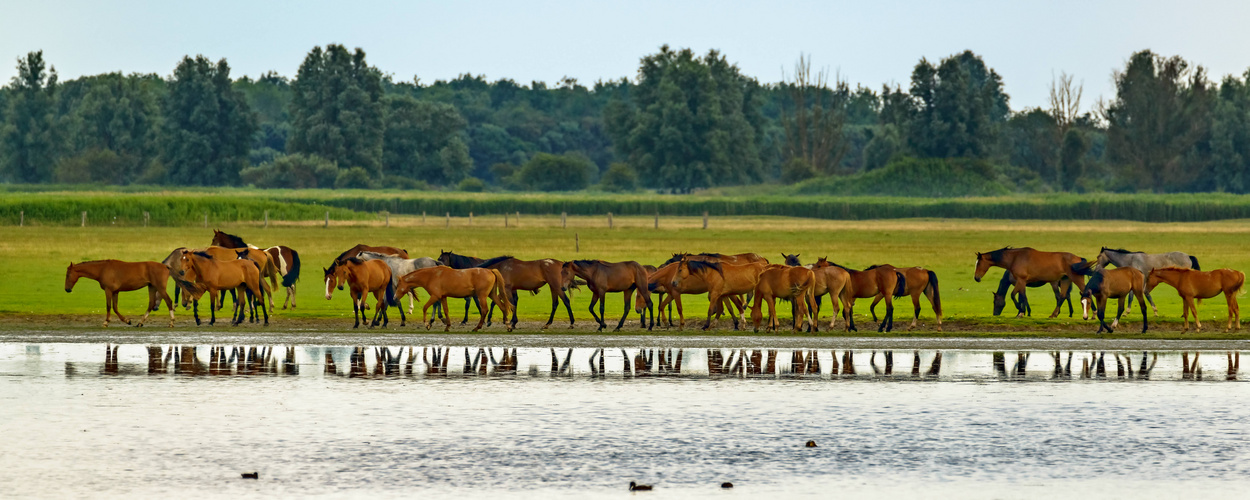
(1078, 267, 1147, 334)
(751, 265, 816, 332)
(214, 229, 302, 310)
(179, 250, 268, 326)
(645, 261, 745, 330)
(974, 247, 1088, 318)
(65, 260, 176, 328)
(810, 258, 849, 330)
(477, 255, 575, 330)
(866, 265, 942, 331)
(672, 259, 769, 331)
(325, 258, 396, 328)
(661, 252, 770, 266)
(1147, 267, 1245, 332)
(326, 244, 409, 311)
(395, 267, 511, 332)
(836, 263, 904, 332)
(563, 260, 653, 331)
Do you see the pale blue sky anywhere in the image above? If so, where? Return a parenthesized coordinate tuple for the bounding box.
(3, 0, 1248, 110)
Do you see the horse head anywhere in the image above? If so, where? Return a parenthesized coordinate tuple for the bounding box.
(973, 251, 996, 283)
(813, 257, 830, 269)
(782, 253, 801, 266)
(323, 263, 345, 300)
(64, 263, 79, 293)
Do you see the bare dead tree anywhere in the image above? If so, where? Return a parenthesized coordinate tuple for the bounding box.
(1048, 71, 1084, 136)
(781, 54, 849, 175)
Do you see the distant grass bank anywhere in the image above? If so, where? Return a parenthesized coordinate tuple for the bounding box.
(7, 186, 1250, 224)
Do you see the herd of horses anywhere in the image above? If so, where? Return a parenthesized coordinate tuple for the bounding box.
(61, 230, 1246, 334)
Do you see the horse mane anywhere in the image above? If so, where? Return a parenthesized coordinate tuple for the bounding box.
(1101, 247, 1140, 255)
(441, 251, 482, 268)
(661, 253, 690, 266)
(191, 251, 215, 259)
(334, 245, 365, 263)
(986, 247, 1013, 261)
(685, 260, 723, 275)
(1085, 271, 1105, 292)
(214, 230, 247, 247)
(827, 261, 855, 272)
(696, 252, 722, 258)
(343, 257, 365, 265)
(865, 264, 888, 270)
(478, 255, 514, 268)
(569, 259, 603, 268)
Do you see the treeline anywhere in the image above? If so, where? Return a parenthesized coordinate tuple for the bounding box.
(2, 45, 1249, 194)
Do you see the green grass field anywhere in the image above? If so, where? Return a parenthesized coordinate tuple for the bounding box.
(2, 213, 1249, 337)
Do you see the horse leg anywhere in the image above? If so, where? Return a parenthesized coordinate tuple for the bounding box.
(1192, 296, 1203, 332)
(1227, 291, 1239, 331)
(1011, 280, 1031, 319)
(102, 290, 113, 328)
(461, 297, 472, 325)
(1113, 296, 1125, 330)
(408, 290, 416, 316)
(599, 293, 608, 331)
(159, 286, 175, 327)
(352, 292, 362, 329)
(1137, 290, 1148, 333)
(1095, 296, 1109, 333)
(909, 293, 921, 331)
(1145, 290, 1159, 317)
(560, 290, 575, 329)
(845, 298, 857, 332)
(869, 295, 881, 322)
(473, 292, 489, 332)
(587, 294, 602, 330)
(112, 290, 131, 325)
(1181, 296, 1193, 332)
(508, 289, 520, 330)
(544, 287, 560, 330)
(675, 294, 686, 330)
(616, 289, 635, 332)
(879, 295, 894, 333)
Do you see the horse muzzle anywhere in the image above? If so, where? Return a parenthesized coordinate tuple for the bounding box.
(973, 276, 982, 283)
(65, 288, 72, 293)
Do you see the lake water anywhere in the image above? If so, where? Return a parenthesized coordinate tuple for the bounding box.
(3, 335, 1250, 498)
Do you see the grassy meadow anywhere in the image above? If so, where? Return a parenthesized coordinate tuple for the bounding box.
(3, 212, 1250, 337)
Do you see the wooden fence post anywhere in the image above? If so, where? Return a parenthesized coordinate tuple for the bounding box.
(324, 211, 329, 228)
(446, 212, 451, 229)
(203, 213, 208, 228)
(144, 211, 149, 227)
(384, 211, 390, 227)
(702, 211, 709, 230)
(504, 212, 509, 228)
(561, 212, 567, 229)
(82, 211, 87, 227)
(516, 211, 520, 226)
(422, 211, 427, 223)
(654, 211, 658, 229)
(575, 233, 579, 252)
(608, 212, 613, 229)
(469, 212, 473, 225)
(263, 210, 268, 228)
(19, 211, 23, 227)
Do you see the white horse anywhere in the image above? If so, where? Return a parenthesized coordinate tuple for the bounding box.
(357, 251, 439, 314)
(1094, 247, 1199, 316)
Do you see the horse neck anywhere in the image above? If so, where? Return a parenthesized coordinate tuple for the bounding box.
(1105, 251, 1135, 268)
(72, 261, 107, 280)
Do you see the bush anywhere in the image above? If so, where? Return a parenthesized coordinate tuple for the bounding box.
(54, 149, 139, 185)
(457, 177, 487, 192)
(780, 158, 817, 184)
(518, 153, 594, 191)
(334, 167, 377, 189)
(599, 163, 638, 192)
(794, 157, 1012, 197)
(240, 153, 339, 189)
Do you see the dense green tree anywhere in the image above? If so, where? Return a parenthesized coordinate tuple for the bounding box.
(907, 51, 1008, 159)
(57, 73, 162, 183)
(161, 55, 256, 185)
(234, 71, 292, 160)
(1104, 50, 1213, 191)
(862, 124, 901, 170)
(1058, 128, 1089, 191)
(381, 94, 469, 185)
(518, 152, 594, 191)
(1, 51, 61, 183)
(289, 44, 384, 175)
(599, 162, 637, 191)
(239, 153, 339, 189)
(1210, 72, 1250, 193)
(605, 46, 764, 192)
(1004, 109, 1059, 184)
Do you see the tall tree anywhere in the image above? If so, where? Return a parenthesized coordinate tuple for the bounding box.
(0, 51, 61, 183)
(62, 73, 161, 183)
(1104, 50, 1213, 191)
(907, 51, 1008, 159)
(780, 54, 849, 175)
(605, 46, 763, 192)
(288, 45, 384, 175)
(381, 94, 471, 185)
(1210, 71, 1250, 193)
(161, 55, 256, 185)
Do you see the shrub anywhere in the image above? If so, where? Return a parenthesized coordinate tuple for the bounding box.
(457, 177, 487, 192)
(518, 153, 594, 191)
(240, 153, 339, 189)
(599, 163, 638, 192)
(334, 167, 377, 189)
(54, 149, 138, 185)
(780, 158, 817, 184)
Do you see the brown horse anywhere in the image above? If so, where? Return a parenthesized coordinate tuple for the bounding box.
(180, 250, 268, 326)
(65, 260, 176, 328)
(264, 245, 301, 309)
(325, 258, 395, 329)
(645, 261, 745, 330)
(477, 256, 575, 330)
(662, 252, 769, 266)
(563, 260, 653, 331)
(160, 247, 207, 309)
(209, 231, 282, 298)
(751, 265, 816, 332)
(1078, 267, 1147, 334)
(866, 265, 942, 331)
(326, 244, 410, 311)
(394, 267, 512, 332)
(810, 258, 850, 329)
(836, 263, 903, 332)
(673, 258, 769, 331)
(1147, 267, 1245, 332)
(974, 247, 1088, 318)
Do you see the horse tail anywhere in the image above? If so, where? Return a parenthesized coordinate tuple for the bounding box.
(385, 279, 398, 307)
(893, 272, 907, 297)
(490, 269, 510, 314)
(282, 249, 301, 288)
(926, 270, 942, 316)
(1189, 255, 1201, 271)
(1072, 259, 1094, 276)
(1235, 271, 1246, 298)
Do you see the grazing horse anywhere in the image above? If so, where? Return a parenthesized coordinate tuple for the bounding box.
(1078, 267, 1148, 334)
(160, 247, 207, 310)
(563, 260, 653, 331)
(672, 258, 768, 331)
(1147, 267, 1245, 332)
(974, 247, 1088, 318)
(180, 250, 268, 326)
(751, 265, 816, 332)
(477, 256, 576, 330)
(836, 263, 904, 332)
(394, 267, 512, 332)
(325, 258, 395, 329)
(644, 261, 745, 330)
(992, 270, 1074, 317)
(866, 265, 942, 331)
(1095, 247, 1199, 316)
(357, 251, 438, 315)
(65, 260, 176, 328)
(661, 252, 770, 266)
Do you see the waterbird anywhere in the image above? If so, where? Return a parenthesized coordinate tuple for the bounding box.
(241, 472, 258, 479)
(629, 481, 653, 491)
(721, 482, 734, 488)
(805, 440, 818, 448)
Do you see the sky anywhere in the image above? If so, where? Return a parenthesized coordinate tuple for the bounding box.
(3, 0, 1249, 110)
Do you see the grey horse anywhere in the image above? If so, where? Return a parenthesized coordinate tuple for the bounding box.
(357, 251, 439, 315)
(1094, 247, 1199, 316)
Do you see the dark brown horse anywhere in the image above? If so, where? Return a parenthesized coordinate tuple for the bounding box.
(476, 255, 575, 330)
(836, 263, 903, 332)
(1147, 267, 1245, 332)
(866, 265, 942, 331)
(974, 247, 1088, 318)
(563, 260, 653, 331)
(65, 260, 176, 328)
(1078, 267, 1147, 334)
